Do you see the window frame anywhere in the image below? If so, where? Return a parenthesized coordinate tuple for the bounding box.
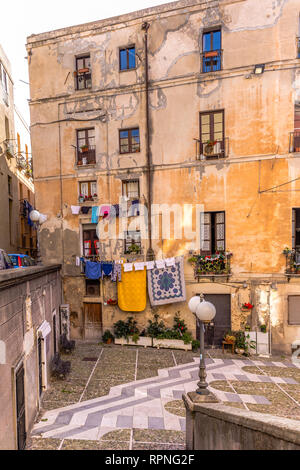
(124, 230, 142, 254)
(200, 210, 225, 255)
(79, 181, 97, 199)
(122, 179, 140, 199)
(83, 228, 99, 257)
(75, 54, 92, 90)
(202, 28, 222, 73)
(288, 295, 300, 325)
(119, 45, 136, 71)
(119, 128, 140, 154)
(199, 110, 225, 158)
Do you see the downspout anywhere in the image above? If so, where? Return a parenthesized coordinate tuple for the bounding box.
(142, 21, 154, 261)
(58, 104, 65, 277)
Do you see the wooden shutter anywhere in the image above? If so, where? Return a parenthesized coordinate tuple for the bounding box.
(288, 296, 300, 325)
(215, 212, 225, 251)
(292, 209, 296, 250)
(200, 213, 211, 254)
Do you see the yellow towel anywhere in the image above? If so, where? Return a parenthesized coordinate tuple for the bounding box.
(118, 267, 147, 312)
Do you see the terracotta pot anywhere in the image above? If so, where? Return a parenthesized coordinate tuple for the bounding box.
(106, 338, 112, 344)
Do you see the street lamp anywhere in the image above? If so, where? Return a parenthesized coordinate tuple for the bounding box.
(29, 210, 47, 264)
(188, 294, 216, 396)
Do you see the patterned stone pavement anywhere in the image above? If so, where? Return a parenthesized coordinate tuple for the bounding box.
(31, 355, 300, 442)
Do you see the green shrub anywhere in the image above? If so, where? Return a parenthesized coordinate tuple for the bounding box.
(192, 339, 200, 351)
(102, 330, 114, 343)
(113, 317, 139, 339)
(146, 313, 166, 338)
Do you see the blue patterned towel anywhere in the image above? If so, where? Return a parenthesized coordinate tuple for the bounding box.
(147, 256, 186, 306)
(85, 261, 101, 280)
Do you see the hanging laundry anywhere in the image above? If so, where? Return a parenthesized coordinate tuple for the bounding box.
(81, 206, 91, 215)
(109, 204, 119, 217)
(147, 256, 186, 306)
(123, 263, 133, 272)
(85, 261, 101, 280)
(99, 205, 111, 218)
(165, 257, 176, 267)
(91, 206, 99, 224)
(101, 262, 113, 279)
(111, 263, 122, 282)
(128, 199, 140, 217)
(118, 266, 147, 312)
(134, 262, 145, 271)
(146, 261, 155, 270)
(155, 259, 166, 269)
(71, 206, 81, 215)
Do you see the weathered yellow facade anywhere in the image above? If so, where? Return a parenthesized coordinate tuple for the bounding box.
(27, 0, 300, 353)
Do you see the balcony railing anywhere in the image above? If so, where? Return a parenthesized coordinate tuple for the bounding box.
(297, 37, 300, 58)
(201, 50, 222, 73)
(284, 249, 300, 276)
(194, 138, 229, 160)
(189, 252, 232, 281)
(289, 131, 300, 153)
(77, 146, 96, 165)
(75, 69, 92, 90)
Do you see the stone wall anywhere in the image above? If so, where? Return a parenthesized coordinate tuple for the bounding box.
(0, 264, 61, 450)
(183, 397, 300, 450)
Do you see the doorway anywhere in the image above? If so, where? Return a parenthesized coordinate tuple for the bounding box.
(83, 303, 103, 339)
(15, 364, 26, 450)
(196, 294, 231, 347)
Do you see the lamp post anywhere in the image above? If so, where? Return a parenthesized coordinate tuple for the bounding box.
(29, 210, 47, 264)
(188, 294, 217, 398)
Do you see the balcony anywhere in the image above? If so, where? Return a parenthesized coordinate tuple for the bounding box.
(289, 131, 300, 153)
(189, 252, 232, 281)
(201, 50, 222, 73)
(77, 146, 96, 166)
(194, 138, 229, 160)
(284, 249, 300, 278)
(297, 37, 300, 58)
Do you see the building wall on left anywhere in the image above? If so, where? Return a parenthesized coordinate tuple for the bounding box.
(0, 265, 62, 450)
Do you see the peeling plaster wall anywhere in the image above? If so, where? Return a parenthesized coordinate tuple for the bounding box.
(27, 0, 300, 353)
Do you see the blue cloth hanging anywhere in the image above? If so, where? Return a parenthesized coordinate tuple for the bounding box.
(91, 206, 99, 224)
(85, 261, 101, 280)
(101, 262, 113, 279)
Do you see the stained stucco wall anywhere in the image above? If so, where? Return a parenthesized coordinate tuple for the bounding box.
(27, 0, 300, 351)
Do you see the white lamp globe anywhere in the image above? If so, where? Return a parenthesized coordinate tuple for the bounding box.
(29, 210, 40, 222)
(38, 214, 47, 225)
(188, 296, 201, 313)
(195, 301, 216, 322)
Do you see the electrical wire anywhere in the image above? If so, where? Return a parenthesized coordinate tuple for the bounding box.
(31, 115, 106, 127)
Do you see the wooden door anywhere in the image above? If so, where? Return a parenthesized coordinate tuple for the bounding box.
(16, 364, 26, 450)
(196, 294, 231, 347)
(84, 303, 103, 339)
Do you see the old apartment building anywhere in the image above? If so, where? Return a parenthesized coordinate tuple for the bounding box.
(27, 0, 300, 353)
(0, 44, 37, 258)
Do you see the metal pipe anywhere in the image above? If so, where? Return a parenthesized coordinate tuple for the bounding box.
(142, 21, 154, 261)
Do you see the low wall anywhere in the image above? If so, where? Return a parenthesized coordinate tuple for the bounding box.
(183, 395, 300, 450)
(0, 264, 62, 450)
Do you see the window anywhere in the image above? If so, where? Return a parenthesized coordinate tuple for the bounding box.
(76, 128, 95, 164)
(75, 55, 91, 90)
(85, 279, 100, 297)
(202, 29, 222, 72)
(288, 296, 300, 325)
(124, 231, 141, 254)
(83, 228, 99, 257)
(119, 128, 140, 154)
(200, 211, 225, 255)
(200, 110, 225, 158)
(119, 46, 136, 71)
(292, 209, 300, 250)
(79, 181, 97, 199)
(122, 180, 140, 199)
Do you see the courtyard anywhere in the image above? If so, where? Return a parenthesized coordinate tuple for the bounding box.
(26, 342, 300, 450)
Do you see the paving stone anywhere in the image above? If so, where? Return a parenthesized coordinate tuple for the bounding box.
(148, 417, 165, 430)
(116, 415, 133, 428)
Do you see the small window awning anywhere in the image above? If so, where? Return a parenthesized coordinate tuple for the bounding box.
(37, 320, 51, 339)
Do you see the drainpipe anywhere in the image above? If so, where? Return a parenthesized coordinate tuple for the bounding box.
(142, 21, 154, 261)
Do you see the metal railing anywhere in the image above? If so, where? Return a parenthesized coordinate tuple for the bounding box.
(201, 49, 222, 73)
(77, 146, 96, 165)
(284, 250, 300, 275)
(289, 131, 300, 153)
(195, 137, 229, 160)
(191, 253, 231, 281)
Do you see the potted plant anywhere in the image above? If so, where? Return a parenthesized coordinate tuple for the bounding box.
(260, 324, 267, 333)
(204, 140, 216, 155)
(80, 145, 89, 153)
(79, 194, 84, 203)
(106, 298, 117, 306)
(242, 302, 254, 312)
(102, 330, 114, 344)
(245, 324, 251, 332)
(127, 244, 141, 254)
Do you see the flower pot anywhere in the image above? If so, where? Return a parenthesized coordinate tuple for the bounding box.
(82, 157, 87, 165)
(235, 348, 245, 355)
(153, 338, 192, 351)
(106, 338, 112, 344)
(204, 143, 214, 155)
(204, 51, 219, 58)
